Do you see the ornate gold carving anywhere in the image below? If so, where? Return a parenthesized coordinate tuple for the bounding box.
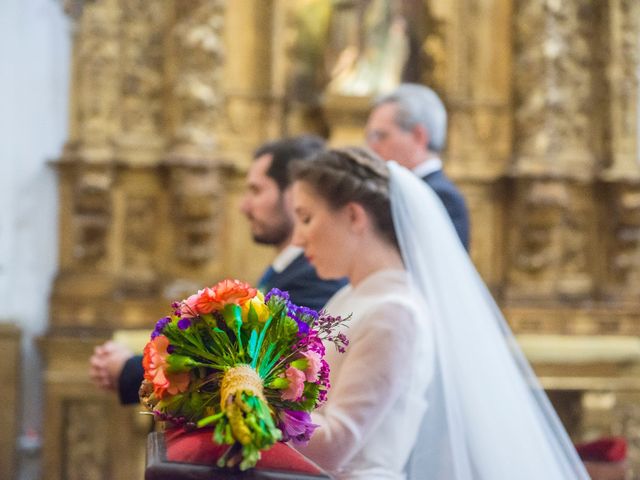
(168, 0, 227, 159)
(513, 0, 598, 177)
(506, 180, 593, 302)
(68, 0, 121, 162)
(121, 195, 159, 296)
(605, 0, 640, 178)
(603, 183, 640, 302)
(73, 166, 113, 265)
(117, 1, 169, 164)
(168, 165, 222, 266)
(505, 306, 640, 336)
(63, 400, 108, 480)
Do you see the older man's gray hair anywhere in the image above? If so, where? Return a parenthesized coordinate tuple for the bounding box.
(374, 83, 447, 153)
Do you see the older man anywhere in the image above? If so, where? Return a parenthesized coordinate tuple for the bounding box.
(366, 83, 470, 249)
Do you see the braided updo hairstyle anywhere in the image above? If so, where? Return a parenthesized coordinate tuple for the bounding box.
(289, 146, 398, 248)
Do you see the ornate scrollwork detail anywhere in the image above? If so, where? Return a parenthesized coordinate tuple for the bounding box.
(604, 184, 640, 300)
(507, 180, 593, 301)
(513, 0, 597, 175)
(170, 0, 227, 157)
(120, 195, 159, 295)
(72, 167, 113, 265)
(117, 1, 169, 160)
(168, 165, 222, 266)
(63, 400, 108, 480)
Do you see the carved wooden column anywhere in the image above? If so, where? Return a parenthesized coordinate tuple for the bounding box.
(600, 0, 640, 308)
(219, 0, 281, 164)
(162, 0, 229, 292)
(167, 0, 226, 163)
(601, 184, 640, 303)
(419, 0, 513, 291)
(507, 0, 640, 475)
(507, 0, 600, 305)
(605, 0, 640, 178)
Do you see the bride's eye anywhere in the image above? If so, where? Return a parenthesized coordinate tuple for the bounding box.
(297, 213, 311, 225)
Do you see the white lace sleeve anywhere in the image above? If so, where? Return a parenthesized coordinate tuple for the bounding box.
(297, 302, 424, 472)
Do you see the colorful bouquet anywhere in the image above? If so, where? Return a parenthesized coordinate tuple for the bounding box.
(139, 279, 349, 470)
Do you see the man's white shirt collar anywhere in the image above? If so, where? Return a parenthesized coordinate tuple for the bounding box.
(271, 245, 304, 273)
(412, 157, 442, 178)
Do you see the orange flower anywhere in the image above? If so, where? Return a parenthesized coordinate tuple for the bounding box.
(182, 280, 258, 316)
(212, 279, 257, 306)
(142, 335, 190, 398)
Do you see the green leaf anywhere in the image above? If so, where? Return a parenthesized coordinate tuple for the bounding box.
(222, 304, 241, 330)
(165, 354, 202, 373)
(268, 377, 289, 389)
(251, 315, 273, 370)
(289, 359, 308, 371)
(247, 303, 259, 326)
(214, 419, 227, 444)
(257, 343, 276, 377)
(248, 329, 259, 360)
(197, 411, 225, 428)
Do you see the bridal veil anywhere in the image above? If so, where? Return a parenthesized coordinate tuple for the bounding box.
(388, 162, 589, 479)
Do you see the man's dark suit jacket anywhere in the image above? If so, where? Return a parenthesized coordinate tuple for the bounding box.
(423, 170, 470, 250)
(117, 254, 346, 404)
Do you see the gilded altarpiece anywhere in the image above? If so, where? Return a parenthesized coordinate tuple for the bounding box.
(43, 0, 640, 478)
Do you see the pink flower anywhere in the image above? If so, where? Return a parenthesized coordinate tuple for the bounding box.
(302, 350, 322, 382)
(179, 280, 258, 316)
(180, 291, 203, 317)
(281, 367, 306, 401)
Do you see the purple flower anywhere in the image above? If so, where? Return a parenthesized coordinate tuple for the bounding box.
(317, 359, 331, 405)
(264, 288, 289, 303)
(289, 305, 320, 336)
(293, 317, 310, 335)
(296, 332, 326, 356)
(278, 410, 319, 446)
(151, 316, 171, 339)
(177, 318, 191, 330)
(291, 305, 319, 321)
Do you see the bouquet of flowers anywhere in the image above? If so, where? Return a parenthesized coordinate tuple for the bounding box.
(139, 279, 349, 470)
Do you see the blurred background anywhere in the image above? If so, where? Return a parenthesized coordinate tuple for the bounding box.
(2, 0, 640, 479)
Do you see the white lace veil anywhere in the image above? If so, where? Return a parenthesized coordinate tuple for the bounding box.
(388, 162, 589, 479)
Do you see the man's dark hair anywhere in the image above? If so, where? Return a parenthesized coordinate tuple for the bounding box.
(254, 135, 326, 191)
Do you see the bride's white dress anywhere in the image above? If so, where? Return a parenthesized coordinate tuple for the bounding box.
(297, 161, 589, 480)
(297, 269, 434, 480)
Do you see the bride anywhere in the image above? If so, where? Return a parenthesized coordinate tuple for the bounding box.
(289, 147, 589, 480)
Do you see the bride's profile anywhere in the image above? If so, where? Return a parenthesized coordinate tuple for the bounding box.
(288, 147, 589, 480)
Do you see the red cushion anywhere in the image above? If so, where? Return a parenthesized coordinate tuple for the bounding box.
(165, 427, 325, 475)
(575, 437, 627, 463)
